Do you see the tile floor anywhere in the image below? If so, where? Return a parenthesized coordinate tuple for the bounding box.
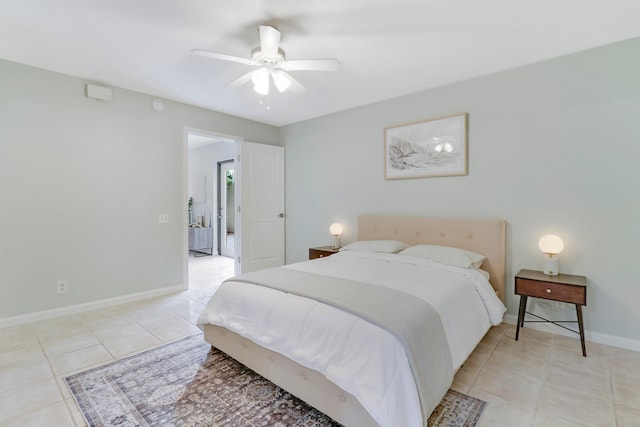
(0, 255, 234, 427)
(0, 255, 639, 426)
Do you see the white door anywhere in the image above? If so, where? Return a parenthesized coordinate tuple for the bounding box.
(236, 142, 285, 273)
(219, 161, 235, 258)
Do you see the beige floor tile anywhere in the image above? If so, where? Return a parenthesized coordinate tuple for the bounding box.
(479, 327, 504, 347)
(100, 331, 162, 358)
(553, 334, 608, 357)
(610, 356, 640, 385)
(65, 398, 87, 427)
(83, 313, 133, 331)
(48, 344, 113, 376)
(451, 367, 478, 394)
(484, 346, 548, 379)
(0, 325, 39, 354)
(609, 346, 640, 363)
(472, 363, 542, 408)
(147, 319, 202, 343)
(496, 335, 553, 360)
(57, 375, 72, 399)
(78, 305, 125, 322)
(543, 361, 612, 403)
(0, 324, 36, 340)
(514, 326, 556, 346)
(31, 315, 91, 341)
(184, 290, 217, 305)
(0, 343, 46, 370)
(89, 319, 148, 341)
(612, 379, 640, 411)
(532, 411, 588, 426)
(452, 354, 487, 393)
(549, 346, 610, 376)
(0, 378, 62, 423)
(616, 404, 640, 427)
(466, 340, 497, 365)
(0, 401, 74, 427)
(537, 382, 615, 426)
(468, 388, 536, 427)
(0, 359, 54, 392)
(163, 298, 206, 322)
(129, 308, 184, 329)
(41, 331, 100, 358)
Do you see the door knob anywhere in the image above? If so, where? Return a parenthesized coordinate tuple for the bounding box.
(278, 213, 284, 218)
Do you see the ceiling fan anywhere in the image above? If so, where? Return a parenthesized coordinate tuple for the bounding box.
(192, 25, 340, 95)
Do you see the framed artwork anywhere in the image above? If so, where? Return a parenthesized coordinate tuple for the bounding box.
(384, 113, 467, 179)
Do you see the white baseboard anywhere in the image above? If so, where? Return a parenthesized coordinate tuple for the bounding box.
(0, 284, 187, 329)
(503, 314, 640, 353)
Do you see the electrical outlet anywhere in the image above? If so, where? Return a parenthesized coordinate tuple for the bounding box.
(56, 280, 69, 294)
(158, 213, 169, 224)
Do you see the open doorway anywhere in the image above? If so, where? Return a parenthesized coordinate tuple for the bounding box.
(218, 160, 235, 258)
(185, 129, 240, 289)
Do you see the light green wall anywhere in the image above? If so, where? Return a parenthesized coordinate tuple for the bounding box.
(0, 58, 278, 318)
(281, 37, 640, 343)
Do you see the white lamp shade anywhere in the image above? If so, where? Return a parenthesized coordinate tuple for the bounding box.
(272, 70, 291, 92)
(252, 68, 270, 95)
(329, 223, 343, 236)
(538, 235, 564, 255)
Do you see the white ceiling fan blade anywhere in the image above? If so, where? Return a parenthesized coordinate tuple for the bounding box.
(228, 71, 254, 88)
(279, 71, 306, 94)
(259, 25, 281, 58)
(282, 59, 340, 71)
(191, 49, 253, 66)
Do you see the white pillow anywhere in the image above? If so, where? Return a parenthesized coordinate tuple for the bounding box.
(339, 240, 410, 254)
(398, 244, 486, 269)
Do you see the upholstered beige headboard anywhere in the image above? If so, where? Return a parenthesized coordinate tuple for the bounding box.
(358, 215, 506, 302)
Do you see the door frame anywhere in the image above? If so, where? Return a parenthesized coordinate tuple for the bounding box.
(217, 159, 235, 258)
(183, 127, 243, 287)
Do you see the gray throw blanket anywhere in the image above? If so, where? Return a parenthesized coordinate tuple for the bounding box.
(226, 267, 454, 423)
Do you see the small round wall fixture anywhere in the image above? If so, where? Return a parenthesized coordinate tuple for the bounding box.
(152, 99, 164, 112)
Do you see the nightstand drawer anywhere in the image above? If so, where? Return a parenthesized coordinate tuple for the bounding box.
(309, 246, 339, 260)
(515, 278, 586, 305)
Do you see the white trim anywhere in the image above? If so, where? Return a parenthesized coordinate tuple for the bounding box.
(504, 314, 640, 353)
(0, 284, 186, 329)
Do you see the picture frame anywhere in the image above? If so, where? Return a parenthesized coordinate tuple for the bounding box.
(384, 113, 467, 179)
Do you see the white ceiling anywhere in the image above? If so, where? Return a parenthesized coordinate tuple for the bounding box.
(1, 1, 639, 127)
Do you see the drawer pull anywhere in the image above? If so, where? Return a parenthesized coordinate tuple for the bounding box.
(546, 288, 552, 294)
(319, 254, 324, 257)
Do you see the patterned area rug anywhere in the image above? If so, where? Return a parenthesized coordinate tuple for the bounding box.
(66, 334, 486, 426)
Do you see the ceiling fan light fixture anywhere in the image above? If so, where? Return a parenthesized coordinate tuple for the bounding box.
(252, 68, 270, 95)
(272, 70, 291, 92)
(193, 25, 339, 96)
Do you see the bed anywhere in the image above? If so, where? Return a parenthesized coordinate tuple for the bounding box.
(197, 215, 506, 427)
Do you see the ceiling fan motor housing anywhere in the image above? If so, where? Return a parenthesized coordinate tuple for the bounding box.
(251, 47, 286, 66)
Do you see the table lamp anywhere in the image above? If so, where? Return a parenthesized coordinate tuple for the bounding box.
(538, 234, 564, 275)
(330, 223, 343, 249)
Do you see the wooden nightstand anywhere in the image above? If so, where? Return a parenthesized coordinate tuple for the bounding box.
(515, 269, 587, 356)
(309, 246, 339, 260)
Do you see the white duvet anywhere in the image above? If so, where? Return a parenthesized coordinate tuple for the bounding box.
(197, 251, 506, 427)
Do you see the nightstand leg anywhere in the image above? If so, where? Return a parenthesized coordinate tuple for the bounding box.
(576, 304, 587, 357)
(515, 295, 527, 341)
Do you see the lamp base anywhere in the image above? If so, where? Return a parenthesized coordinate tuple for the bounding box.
(333, 235, 341, 249)
(543, 257, 559, 275)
